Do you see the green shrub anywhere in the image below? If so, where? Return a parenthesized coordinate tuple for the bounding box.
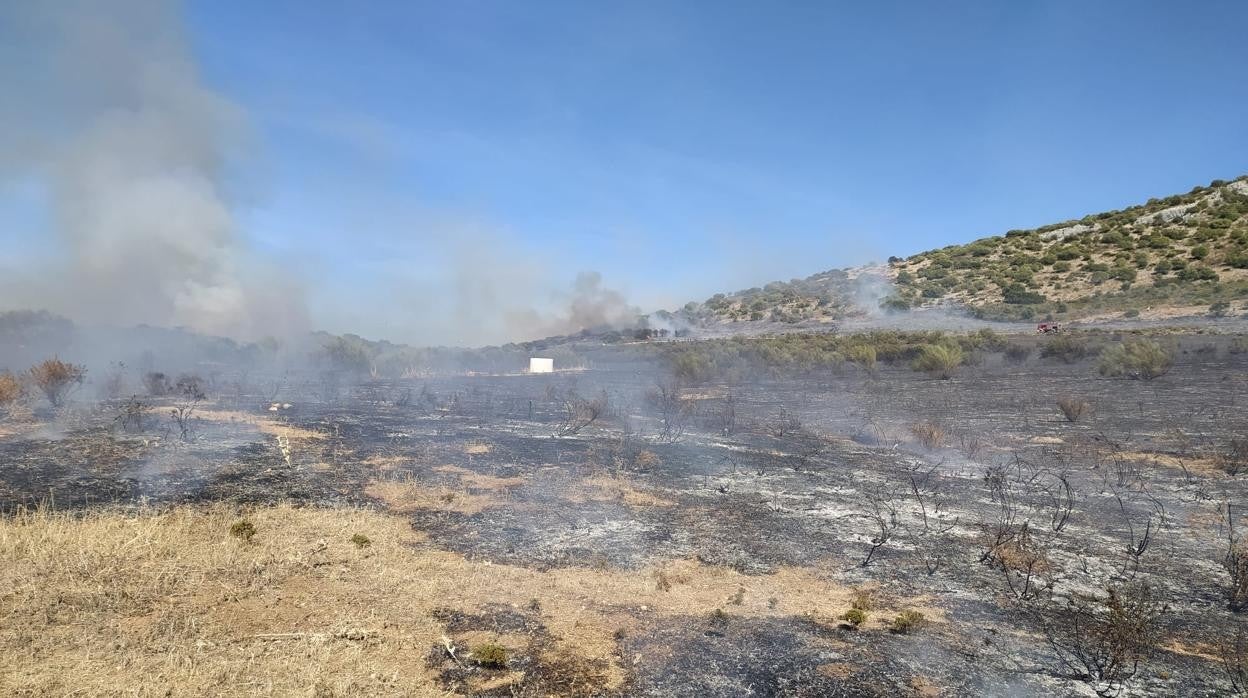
(1098, 339, 1175, 380)
(350, 533, 371, 548)
(1002, 283, 1046, 305)
(472, 642, 509, 668)
(229, 519, 256, 542)
(911, 344, 963, 379)
(840, 608, 867, 628)
(890, 610, 925, 634)
(844, 344, 877, 371)
(1178, 265, 1218, 282)
(1041, 335, 1091, 363)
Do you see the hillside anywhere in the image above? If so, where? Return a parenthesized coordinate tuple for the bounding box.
(672, 175, 1248, 327)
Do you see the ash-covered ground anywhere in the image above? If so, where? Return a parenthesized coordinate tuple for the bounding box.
(3, 331, 1248, 696)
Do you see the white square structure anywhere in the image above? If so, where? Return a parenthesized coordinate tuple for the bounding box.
(529, 357, 554, 373)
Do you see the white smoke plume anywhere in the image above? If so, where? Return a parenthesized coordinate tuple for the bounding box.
(0, 0, 307, 340)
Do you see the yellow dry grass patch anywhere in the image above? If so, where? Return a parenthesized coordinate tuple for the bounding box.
(195, 408, 326, 440)
(364, 477, 505, 516)
(568, 474, 676, 508)
(362, 454, 409, 472)
(1120, 450, 1226, 477)
(433, 464, 526, 491)
(0, 504, 944, 696)
(462, 443, 491, 455)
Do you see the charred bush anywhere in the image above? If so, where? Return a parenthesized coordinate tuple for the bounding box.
(1004, 343, 1033, 363)
(1057, 397, 1089, 423)
(910, 420, 946, 449)
(765, 406, 803, 438)
(1218, 438, 1248, 476)
(143, 371, 172, 396)
(1098, 339, 1175, 380)
(0, 371, 25, 413)
(1219, 627, 1248, 695)
(1042, 583, 1168, 694)
(113, 396, 148, 433)
(556, 390, 608, 436)
(174, 373, 207, 401)
(28, 358, 86, 407)
(1227, 510, 1248, 612)
(647, 381, 692, 443)
(97, 361, 127, 400)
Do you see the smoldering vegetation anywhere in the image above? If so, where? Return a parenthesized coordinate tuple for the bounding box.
(3, 318, 1248, 696)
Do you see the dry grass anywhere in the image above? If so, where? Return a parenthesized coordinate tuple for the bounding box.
(569, 474, 676, 508)
(364, 477, 506, 515)
(0, 371, 23, 407)
(194, 408, 326, 441)
(0, 503, 944, 696)
(432, 464, 526, 491)
(909, 421, 947, 450)
(1056, 397, 1090, 423)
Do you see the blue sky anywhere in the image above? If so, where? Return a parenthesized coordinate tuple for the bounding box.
(3, 1, 1248, 343)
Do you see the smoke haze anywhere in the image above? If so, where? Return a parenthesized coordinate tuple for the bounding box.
(0, 1, 309, 340)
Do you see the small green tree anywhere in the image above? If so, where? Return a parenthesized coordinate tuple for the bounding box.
(912, 344, 963, 379)
(1098, 339, 1175, 380)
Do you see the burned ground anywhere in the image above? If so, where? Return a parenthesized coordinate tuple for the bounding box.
(2, 330, 1248, 696)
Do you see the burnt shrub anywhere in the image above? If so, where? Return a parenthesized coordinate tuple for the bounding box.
(1041, 335, 1091, 364)
(910, 421, 947, 449)
(911, 344, 963, 379)
(1056, 397, 1089, 423)
(143, 371, 172, 396)
(1043, 583, 1168, 691)
(28, 358, 86, 407)
(174, 374, 207, 401)
(0, 371, 24, 411)
(1228, 537, 1248, 612)
(1003, 343, 1032, 363)
(1098, 339, 1175, 380)
(1217, 438, 1248, 476)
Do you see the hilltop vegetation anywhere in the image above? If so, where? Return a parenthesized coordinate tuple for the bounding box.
(673, 176, 1248, 326)
(887, 176, 1248, 321)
